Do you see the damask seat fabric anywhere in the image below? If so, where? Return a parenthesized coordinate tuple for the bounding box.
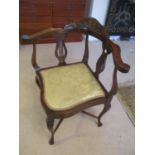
(39, 63, 105, 111)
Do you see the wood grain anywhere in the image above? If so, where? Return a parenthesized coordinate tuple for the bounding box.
(20, 0, 87, 44)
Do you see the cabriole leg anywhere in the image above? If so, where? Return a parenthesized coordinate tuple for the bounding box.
(46, 115, 55, 145)
(97, 97, 112, 127)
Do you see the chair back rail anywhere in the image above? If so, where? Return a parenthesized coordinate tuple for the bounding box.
(21, 17, 130, 97)
(64, 17, 108, 41)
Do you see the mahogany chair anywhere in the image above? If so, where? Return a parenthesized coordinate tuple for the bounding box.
(22, 17, 130, 145)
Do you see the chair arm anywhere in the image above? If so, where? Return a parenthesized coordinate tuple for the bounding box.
(109, 40, 130, 73)
(21, 27, 63, 42)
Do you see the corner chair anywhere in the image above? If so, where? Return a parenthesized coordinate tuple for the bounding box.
(22, 17, 130, 145)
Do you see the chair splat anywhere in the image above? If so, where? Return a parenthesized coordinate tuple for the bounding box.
(95, 42, 109, 78)
(55, 40, 67, 66)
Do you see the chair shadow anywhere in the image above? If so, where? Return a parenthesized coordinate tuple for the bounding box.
(55, 111, 100, 145)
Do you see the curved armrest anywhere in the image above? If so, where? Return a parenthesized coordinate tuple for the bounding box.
(21, 27, 63, 42)
(109, 40, 130, 73)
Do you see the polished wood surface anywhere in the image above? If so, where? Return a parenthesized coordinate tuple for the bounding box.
(20, 0, 87, 44)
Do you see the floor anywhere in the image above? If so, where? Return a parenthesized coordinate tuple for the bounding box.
(19, 40, 135, 155)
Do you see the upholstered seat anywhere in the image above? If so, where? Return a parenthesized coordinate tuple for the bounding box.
(39, 63, 105, 111)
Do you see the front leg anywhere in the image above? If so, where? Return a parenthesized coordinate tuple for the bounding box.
(46, 115, 55, 145)
(97, 97, 112, 127)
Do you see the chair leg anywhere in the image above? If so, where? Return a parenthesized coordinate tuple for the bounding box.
(49, 126, 54, 145)
(97, 97, 112, 127)
(46, 115, 55, 145)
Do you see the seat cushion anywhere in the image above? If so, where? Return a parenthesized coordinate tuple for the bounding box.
(39, 63, 105, 111)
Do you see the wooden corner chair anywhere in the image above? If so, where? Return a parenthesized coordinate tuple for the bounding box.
(22, 17, 130, 145)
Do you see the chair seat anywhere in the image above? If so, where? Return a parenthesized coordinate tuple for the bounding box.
(39, 63, 105, 111)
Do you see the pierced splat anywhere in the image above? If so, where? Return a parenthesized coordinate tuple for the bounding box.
(55, 40, 67, 66)
(95, 43, 109, 78)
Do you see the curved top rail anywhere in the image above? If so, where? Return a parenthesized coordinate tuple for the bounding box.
(21, 18, 108, 42)
(21, 27, 64, 42)
(21, 17, 130, 73)
(64, 17, 109, 41)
